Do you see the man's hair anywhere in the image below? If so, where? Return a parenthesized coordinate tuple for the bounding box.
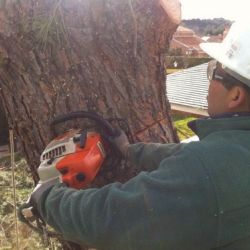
(215, 62, 250, 94)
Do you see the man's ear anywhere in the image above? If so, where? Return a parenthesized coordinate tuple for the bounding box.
(228, 86, 247, 109)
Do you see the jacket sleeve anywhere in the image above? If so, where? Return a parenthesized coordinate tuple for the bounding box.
(127, 142, 185, 171)
(37, 147, 218, 250)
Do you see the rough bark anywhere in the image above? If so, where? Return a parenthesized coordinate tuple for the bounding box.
(0, 0, 180, 249)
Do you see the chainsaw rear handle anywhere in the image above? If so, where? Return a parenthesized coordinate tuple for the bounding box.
(50, 111, 119, 137)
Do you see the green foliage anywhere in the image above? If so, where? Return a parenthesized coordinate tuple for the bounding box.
(168, 48, 182, 56)
(181, 18, 232, 36)
(204, 24, 225, 36)
(172, 114, 196, 141)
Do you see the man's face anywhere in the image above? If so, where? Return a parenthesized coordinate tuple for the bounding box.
(207, 79, 229, 116)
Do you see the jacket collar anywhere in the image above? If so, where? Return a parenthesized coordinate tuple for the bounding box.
(188, 112, 250, 140)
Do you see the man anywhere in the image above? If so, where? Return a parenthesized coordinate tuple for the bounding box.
(30, 20, 250, 249)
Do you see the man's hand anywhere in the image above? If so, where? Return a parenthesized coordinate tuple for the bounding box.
(18, 177, 60, 229)
(30, 157, 62, 208)
(110, 129, 130, 158)
(19, 159, 61, 224)
(29, 178, 59, 207)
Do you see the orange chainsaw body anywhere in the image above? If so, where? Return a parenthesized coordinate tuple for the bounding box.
(40, 129, 106, 189)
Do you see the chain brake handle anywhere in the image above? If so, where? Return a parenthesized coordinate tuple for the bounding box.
(50, 111, 117, 137)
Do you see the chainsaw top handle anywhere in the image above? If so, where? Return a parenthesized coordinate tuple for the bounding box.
(50, 111, 119, 137)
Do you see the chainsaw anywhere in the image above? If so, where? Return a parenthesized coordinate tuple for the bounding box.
(39, 111, 125, 189)
(18, 111, 132, 239)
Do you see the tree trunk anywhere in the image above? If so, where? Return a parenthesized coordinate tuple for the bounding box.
(0, 0, 181, 249)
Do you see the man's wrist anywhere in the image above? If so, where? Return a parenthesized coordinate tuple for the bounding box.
(30, 178, 59, 207)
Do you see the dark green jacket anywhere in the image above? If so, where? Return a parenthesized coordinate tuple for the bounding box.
(38, 115, 250, 250)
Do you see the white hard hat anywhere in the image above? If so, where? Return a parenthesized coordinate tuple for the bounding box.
(200, 20, 250, 87)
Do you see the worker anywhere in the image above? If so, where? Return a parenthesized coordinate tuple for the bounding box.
(30, 19, 250, 250)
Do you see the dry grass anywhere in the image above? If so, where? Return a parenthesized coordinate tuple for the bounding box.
(0, 155, 59, 250)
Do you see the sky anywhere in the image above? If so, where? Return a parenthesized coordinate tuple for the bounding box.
(179, 0, 248, 21)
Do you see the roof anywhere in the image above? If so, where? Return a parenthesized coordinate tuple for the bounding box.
(207, 35, 223, 43)
(172, 36, 204, 50)
(175, 35, 203, 45)
(166, 63, 209, 116)
(202, 36, 210, 41)
(175, 26, 195, 36)
(170, 26, 206, 55)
